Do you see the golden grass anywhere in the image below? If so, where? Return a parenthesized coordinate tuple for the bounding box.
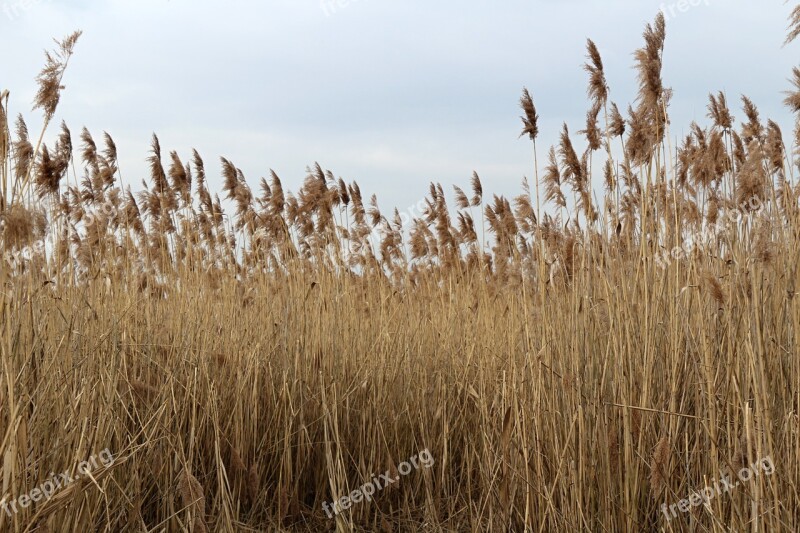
(1, 9, 800, 532)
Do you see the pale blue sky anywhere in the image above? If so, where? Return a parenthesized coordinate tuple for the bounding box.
(1, 0, 797, 219)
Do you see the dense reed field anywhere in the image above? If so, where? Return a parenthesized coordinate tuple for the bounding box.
(2, 7, 800, 532)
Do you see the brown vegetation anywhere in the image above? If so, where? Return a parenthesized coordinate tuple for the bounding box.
(1, 9, 799, 532)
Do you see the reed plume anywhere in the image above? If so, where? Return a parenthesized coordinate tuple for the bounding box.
(1, 10, 796, 532)
(519, 87, 539, 141)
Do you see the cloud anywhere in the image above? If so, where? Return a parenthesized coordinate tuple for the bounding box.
(0, 0, 796, 215)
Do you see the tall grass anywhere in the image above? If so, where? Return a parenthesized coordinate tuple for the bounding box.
(1, 9, 799, 532)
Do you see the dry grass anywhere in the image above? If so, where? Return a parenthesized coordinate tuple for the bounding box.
(1, 10, 799, 532)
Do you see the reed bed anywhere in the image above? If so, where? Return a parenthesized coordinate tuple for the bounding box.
(1, 9, 800, 532)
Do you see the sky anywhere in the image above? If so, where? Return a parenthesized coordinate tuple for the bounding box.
(1, 0, 798, 220)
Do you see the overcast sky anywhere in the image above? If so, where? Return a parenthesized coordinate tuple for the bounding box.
(1, 0, 797, 218)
